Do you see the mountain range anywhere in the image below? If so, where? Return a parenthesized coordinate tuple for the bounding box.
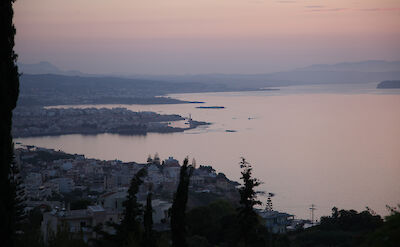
(18, 60, 400, 88)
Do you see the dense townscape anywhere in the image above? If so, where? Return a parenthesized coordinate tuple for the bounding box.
(17, 146, 240, 238)
(12, 107, 209, 137)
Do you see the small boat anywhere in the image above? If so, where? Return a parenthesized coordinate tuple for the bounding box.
(225, 130, 237, 132)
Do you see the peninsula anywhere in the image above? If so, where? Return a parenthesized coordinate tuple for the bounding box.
(12, 107, 209, 138)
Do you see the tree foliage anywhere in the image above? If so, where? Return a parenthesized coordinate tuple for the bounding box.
(0, 0, 20, 246)
(118, 168, 147, 246)
(171, 158, 194, 247)
(361, 205, 400, 247)
(186, 200, 238, 246)
(286, 207, 384, 247)
(47, 222, 87, 247)
(237, 158, 265, 246)
(93, 168, 147, 247)
(144, 192, 154, 247)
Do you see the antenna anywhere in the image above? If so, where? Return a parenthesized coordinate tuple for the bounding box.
(309, 204, 316, 226)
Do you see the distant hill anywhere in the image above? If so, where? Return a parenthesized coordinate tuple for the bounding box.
(296, 60, 400, 72)
(127, 60, 400, 87)
(18, 61, 86, 76)
(17, 74, 254, 106)
(377, 80, 400, 89)
(18, 60, 400, 88)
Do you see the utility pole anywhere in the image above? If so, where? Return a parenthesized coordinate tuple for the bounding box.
(309, 204, 316, 226)
(266, 192, 275, 211)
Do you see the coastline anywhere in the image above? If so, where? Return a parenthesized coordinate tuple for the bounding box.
(12, 107, 210, 138)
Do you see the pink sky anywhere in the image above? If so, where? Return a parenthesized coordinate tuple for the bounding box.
(14, 0, 400, 74)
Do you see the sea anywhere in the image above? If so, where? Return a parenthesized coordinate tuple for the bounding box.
(16, 82, 400, 220)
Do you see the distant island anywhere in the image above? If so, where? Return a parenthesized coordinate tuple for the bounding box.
(196, 106, 225, 109)
(377, 80, 400, 89)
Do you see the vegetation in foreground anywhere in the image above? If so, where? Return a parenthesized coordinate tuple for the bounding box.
(6, 157, 400, 247)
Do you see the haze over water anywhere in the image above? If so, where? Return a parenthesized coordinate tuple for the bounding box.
(16, 84, 400, 220)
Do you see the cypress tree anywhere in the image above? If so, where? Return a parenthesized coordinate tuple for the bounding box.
(143, 192, 154, 247)
(118, 168, 147, 245)
(12, 160, 26, 232)
(93, 168, 147, 247)
(171, 158, 194, 247)
(0, 1, 20, 247)
(237, 158, 263, 246)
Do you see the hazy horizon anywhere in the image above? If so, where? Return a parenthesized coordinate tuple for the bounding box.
(17, 59, 400, 77)
(14, 0, 400, 75)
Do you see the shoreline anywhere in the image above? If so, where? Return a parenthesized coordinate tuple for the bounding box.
(12, 106, 210, 138)
(13, 121, 210, 138)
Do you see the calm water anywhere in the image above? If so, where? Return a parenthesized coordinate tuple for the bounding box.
(16, 83, 400, 220)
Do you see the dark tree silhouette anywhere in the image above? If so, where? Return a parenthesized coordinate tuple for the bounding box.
(118, 168, 147, 245)
(0, 1, 20, 247)
(92, 168, 147, 247)
(12, 162, 26, 231)
(171, 158, 194, 247)
(143, 192, 154, 247)
(237, 158, 263, 246)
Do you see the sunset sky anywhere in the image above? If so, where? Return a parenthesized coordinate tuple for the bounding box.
(14, 0, 400, 74)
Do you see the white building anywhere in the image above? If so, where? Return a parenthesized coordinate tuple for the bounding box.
(258, 210, 294, 234)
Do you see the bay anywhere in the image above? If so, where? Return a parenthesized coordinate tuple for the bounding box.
(16, 83, 400, 220)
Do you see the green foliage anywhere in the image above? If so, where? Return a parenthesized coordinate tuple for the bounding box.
(15, 207, 45, 247)
(92, 168, 147, 247)
(12, 160, 27, 231)
(118, 168, 147, 245)
(0, 0, 20, 246)
(47, 223, 87, 247)
(144, 192, 155, 247)
(237, 158, 266, 247)
(187, 190, 235, 208)
(171, 158, 194, 247)
(319, 207, 382, 232)
(186, 200, 238, 246)
(187, 235, 212, 247)
(361, 205, 400, 247)
(186, 159, 268, 247)
(288, 207, 384, 247)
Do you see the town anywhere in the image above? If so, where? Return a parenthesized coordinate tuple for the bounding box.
(12, 107, 209, 138)
(17, 145, 251, 241)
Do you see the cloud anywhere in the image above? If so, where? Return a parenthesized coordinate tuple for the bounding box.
(305, 5, 325, 9)
(307, 8, 348, 12)
(358, 8, 400, 12)
(248, 0, 265, 4)
(306, 7, 400, 13)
